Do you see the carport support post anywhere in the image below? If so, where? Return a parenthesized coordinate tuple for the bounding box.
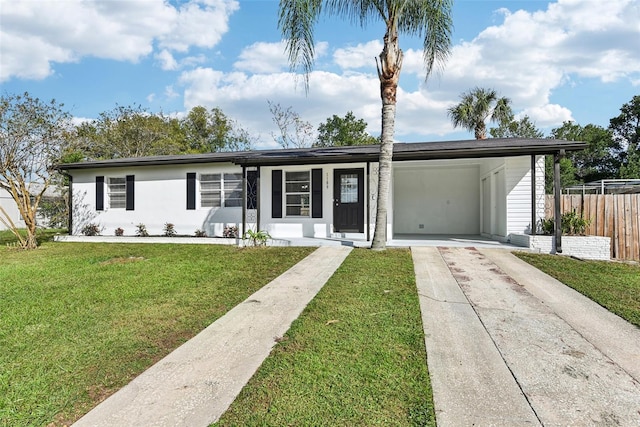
(554, 151, 563, 253)
(366, 162, 371, 241)
(531, 155, 536, 235)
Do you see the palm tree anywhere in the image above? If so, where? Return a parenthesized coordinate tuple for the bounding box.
(278, 0, 453, 250)
(448, 87, 513, 139)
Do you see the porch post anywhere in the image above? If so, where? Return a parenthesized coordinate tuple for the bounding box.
(242, 165, 247, 238)
(256, 166, 261, 232)
(67, 174, 73, 235)
(530, 155, 536, 235)
(366, 162, 370, 241)
(553, 151, 563, 253)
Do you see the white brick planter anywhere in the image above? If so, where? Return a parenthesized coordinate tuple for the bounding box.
(510, 233, 611, 261)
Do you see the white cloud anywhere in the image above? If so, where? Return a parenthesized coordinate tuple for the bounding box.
(333, 40, 382, 70)
(519, 104, 574, 127)
(156, 50, 179, 71)
(0, 0, 238, 82)
(234, 41, 289, 73)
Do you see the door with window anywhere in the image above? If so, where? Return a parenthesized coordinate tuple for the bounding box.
(333, 169, 364, 232)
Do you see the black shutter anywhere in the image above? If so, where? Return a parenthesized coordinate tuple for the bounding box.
(126, 175, 135, 211)
(311, 168, 322, 218)
(186, 172, 196, 210)
(96, 176, 104, 211)
(272, 170, 282, 218)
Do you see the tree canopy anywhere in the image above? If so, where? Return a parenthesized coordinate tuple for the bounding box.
(0, 92, 72, 249)
(610, 95, 640, 178)
(315, 111, 378, 147)
(72, 105, 254, 160)
(489, 115, 543, 139)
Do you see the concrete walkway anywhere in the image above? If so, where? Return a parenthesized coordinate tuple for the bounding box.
(413, 246, 640, 427)
(73, 246, 352, 427)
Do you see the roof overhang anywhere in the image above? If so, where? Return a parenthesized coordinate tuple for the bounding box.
(56, 138, 586, 171)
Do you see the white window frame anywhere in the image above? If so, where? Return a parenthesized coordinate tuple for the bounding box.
(108, 177, 126, 209)
(200, 173, 243, 208)
(285, 170, 310, 217)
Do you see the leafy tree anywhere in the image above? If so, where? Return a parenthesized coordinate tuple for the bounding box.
(551, 121, 620, 183)
(315, 111, 379, 147)
(489, 115, 543, 138)
(609, 95, 640, 178)
(182, 106, 254, 153)
(448, 87, 513, 139)
(74, 105, 188, 160)
(544, 155, 579, 194)
(279, 0, 453, 250)
(0, 92, 72, 249)
(268, 101, 315, 148)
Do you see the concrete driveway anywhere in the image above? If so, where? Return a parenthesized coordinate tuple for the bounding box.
(413, 247, 640, 426)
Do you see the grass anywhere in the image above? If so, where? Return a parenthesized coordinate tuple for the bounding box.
(0, 242, 313, 427)
(214, 248, 435, 427)
(514, 252, 640, 327)
(0, 228, 65, 246)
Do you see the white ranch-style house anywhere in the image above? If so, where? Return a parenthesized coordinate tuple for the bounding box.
(58, 138, 586, 249)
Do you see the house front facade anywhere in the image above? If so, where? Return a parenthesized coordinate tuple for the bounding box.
(59, 138, 585, 245)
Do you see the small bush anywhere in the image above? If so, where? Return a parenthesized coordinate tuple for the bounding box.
(81, 223, 102, 236)
(223, 226, 238, 238)
(135, 223, 149, 237)
(163, 223, 177, 237)
(114, 227, 124, 236)
(244, 229, 270, 247)
(539, 210, 591, 236)
(194, 229, 207, 238)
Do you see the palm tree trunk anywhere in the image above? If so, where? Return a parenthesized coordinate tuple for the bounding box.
(371, 25, 402, 251)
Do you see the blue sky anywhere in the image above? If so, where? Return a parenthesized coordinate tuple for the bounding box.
(1, 0, 639, 148)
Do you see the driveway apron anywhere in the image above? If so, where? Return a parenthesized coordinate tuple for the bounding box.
(73, 246, 352, 427)
(413, 246, 640, 427)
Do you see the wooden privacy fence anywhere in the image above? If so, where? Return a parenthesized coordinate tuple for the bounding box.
(545, 194, 640, 261)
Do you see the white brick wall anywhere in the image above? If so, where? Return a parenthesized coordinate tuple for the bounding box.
(510, 233, 611, 261)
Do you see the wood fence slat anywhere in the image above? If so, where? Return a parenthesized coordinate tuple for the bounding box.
(596, 195, 605, 236)
(605, 195, 614, 258)
(629, 196, 640, 261)
(617, 196, 625, 259)
(588, 194, 597, 235)
(624, 194, 632, 261)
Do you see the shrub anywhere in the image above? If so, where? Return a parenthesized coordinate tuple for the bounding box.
(163, 223, 177, 237)
(244, 229, 270, 247)
(114, 227, 124, 236)
(538, 210, 591, 236)
(223, 225, 239, 238)
(194, 229, 207, 237)
(81, 223, 102, 236)
(135, 223, 149, 237)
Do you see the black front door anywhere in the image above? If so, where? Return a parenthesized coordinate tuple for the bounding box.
(333, 169, 364, 232)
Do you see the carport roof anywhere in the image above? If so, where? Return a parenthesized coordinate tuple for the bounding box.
(57, 138, 586, 170)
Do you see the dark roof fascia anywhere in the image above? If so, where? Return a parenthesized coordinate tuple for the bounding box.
(55, 139, 586, 170)
(55, 151, 244, 171)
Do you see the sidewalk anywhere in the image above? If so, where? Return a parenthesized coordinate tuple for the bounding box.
(413, 246, 640, 426)
(73, 246, 352, 427)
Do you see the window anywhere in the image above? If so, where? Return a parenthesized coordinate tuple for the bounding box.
(200, 173, 243, 208)
(200, 173, 221, 207)
(285, 171, 310, 216)
(223, 173, 243, 207)
(108, 177, 126, 209)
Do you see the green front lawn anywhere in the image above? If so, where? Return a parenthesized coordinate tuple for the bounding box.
(0, 228, 65, 246)
(515, 252, 640, 327)
(215, 248, 435, 427)
(0, 242, 313, 426)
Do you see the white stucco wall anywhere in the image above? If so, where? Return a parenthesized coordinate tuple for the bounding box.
(70, 163, 244, 237)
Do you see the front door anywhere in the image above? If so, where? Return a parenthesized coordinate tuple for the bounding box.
(333, 169, 364, 232)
